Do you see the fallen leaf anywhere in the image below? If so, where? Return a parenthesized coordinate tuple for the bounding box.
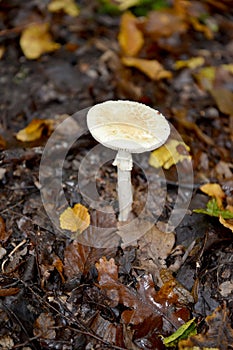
(175, 57, 205, 70)
(48, 0, 80, 17)
(16, 119, 54, 142)
(20, 23, 60, 59)
(0, 135, 6, 149)
(210, 88, 233, 115)
(34, 313, 56, 340)
(178, 303, 233, 349)
(0, 46, 5, 59)
(0, 217, 7, 242)
(115, 0, 140, 11)
(118, 12, 144, 56)
(0, 288, 20, 297)
(64, 241, 92, 279)
(162, 318, 197, 347)
(59, 203, 90, 233)
(149, 139, 191, 170)
(0, 336, 14, 350)
(200, 183, 225, 208)
(189, 16, 214, 40)
(122, 56, 172, 80)
(219, 216, 233, 232)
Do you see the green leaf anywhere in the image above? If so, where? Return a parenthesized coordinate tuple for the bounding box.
(194, 198, 233, 219)
(162, 318, 197, 347)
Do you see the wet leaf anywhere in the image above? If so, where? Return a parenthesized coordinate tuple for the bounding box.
(0, 46, 5, 59)
(96, 256, 118, 283)
(118, 12, 144, 56)
(48, 0, 80, 17)
(20, 23, 60, 59)
(122, 56, 172, 80)
(59, 203, 90, 233)
(162, 318, 197, 347)
(149, 139, 191, 170)
(16, 119, 54, 142)
(175, 57, 205, 70)
(178, 304, 233, 349)
(64, 241, 92, 279)
(200, 183, 225, 208)
(34, 313, 56, 339)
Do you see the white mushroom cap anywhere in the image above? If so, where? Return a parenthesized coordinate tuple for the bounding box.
(87, 100, 170, 153)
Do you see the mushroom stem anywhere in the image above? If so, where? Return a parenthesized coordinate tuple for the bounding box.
(113, 150, 133, 221)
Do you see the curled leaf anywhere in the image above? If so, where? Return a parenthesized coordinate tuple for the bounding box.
(219, 216, 233, 232)
(20, 23, 60, 60)
(59, 203, 90, 234)
(122, 57, 172, 80)
(16, 119, 54, 142)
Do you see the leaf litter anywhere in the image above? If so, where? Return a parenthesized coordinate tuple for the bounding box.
(0, 0, 233, 348)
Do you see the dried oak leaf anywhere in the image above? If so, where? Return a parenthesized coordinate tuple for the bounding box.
(20, 23, 60, 60)
(16, 119, 54, 142)
(34, 312, 56, 340)
(118, 11, 144, 56)
(122, 56, 172, 80)
(48, 0, 80, 17)
(178, 303, 233, 349)
(59, 203, 90, 234)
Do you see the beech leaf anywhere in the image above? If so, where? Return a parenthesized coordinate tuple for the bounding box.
(122, 56, 172, 80)
(16, 119, 54, 142)
(118, 12, 144, 56)
(59, 203, 90, 233)
(149, 139, 191, 170)
(20, 23, 60, 60)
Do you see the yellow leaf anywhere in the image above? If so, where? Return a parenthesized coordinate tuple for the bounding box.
(175, 57, 205, 70)
(149, 139, 191, 170)
(122, 57, 172, 80)
(20, 23, 60, 60)
(48, 0, 80, 17)
(190, 16, 214, 40)
(115, 0, 140, 11)
(59, 204, 90, 234)
(16, 119, 54, 142)
(200, 183, 225, 209)
(118, 12, 144, 56)
(219, 216, 233, 232)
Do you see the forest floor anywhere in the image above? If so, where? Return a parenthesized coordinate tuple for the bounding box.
(0, 1, 233, 349)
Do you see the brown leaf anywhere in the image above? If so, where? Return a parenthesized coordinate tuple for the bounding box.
(96, 257, 118, 283)
(0, 288, 20, 297)
(137, 225, 175, 278)
(0, 216, 8, 242)
(16, 119, 54, 142)
(118, 11, 144, 56)
(34, 313, 56, 340)
(122, 56, 172, 80)
(179, 303, 233, 349)
(64, 241, 92, 279)
(91, 313, 125, 347)
(20, 23, 60, 60)
(143, 10, 187, 40)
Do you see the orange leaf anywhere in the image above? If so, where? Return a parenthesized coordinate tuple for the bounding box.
(16, 119, 54, 142)
(20, 23, 60, 60)
(118, 12, 144, 56)
(59, 203, 90, 233)
(122, 57, 172, 80)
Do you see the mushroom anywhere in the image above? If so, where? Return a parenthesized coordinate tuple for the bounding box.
(87, 100, 170, 221)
